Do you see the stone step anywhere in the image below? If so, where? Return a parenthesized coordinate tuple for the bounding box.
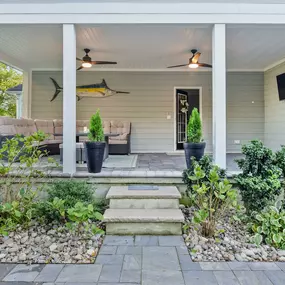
(104, 209, 184, 235)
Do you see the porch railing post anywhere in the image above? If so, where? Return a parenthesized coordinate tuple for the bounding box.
(212, 24, 226, 168)
(63, 24, 76, 174)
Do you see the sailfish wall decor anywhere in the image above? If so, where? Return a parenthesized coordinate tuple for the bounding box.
(50, 78, 130, 101)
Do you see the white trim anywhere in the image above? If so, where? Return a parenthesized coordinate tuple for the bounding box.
(264, 57, 285, 72)
(173, 86, 203, 152)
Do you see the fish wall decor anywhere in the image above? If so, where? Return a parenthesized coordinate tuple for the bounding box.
(50, 78, 130, 102)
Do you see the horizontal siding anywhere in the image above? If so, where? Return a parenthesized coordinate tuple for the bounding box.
(264, 63, 285, 150)
(31, 71, 264, 153)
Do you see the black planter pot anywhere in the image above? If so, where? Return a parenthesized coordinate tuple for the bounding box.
(85, 141, 106, 173)
(183, 142, 206, 169)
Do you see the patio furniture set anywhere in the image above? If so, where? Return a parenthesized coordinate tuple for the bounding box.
(0, 117, 131, 163)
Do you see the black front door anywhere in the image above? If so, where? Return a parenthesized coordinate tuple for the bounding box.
(176, 89, 200, 150)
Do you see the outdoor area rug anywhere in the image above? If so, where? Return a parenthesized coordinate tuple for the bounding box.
(103, 154, 138, 168)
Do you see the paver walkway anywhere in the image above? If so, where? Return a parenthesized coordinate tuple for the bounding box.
(1, 235, 285, 284)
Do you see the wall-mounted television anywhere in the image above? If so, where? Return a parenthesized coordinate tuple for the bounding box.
(276, 73, 285, 101)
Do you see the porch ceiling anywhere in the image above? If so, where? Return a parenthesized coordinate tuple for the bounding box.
(0, 23, 285, 71)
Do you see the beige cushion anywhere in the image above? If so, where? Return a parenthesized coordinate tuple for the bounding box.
(0, 116, 16, 135)
(53, 120, 63, 139)
(110, 133, 128, 140)
(34, 119, 55, 140)
(76, 120, 89, 133)
(109, 139, 127, 145)
(103, 121, 111, 134)
(110, 121, 130, 135)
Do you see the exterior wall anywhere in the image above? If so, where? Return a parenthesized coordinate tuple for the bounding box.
(264, 62, 285, 150)
(31, 71, 264, 153)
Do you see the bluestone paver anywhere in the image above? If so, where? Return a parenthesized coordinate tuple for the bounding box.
(183, 270, 219, 285)
(158, 235, 185, 246)
(248, 262, 280, 271)
(142, 270, 185, 285)
(264, 270, 285, 285)
(176, 245, 190, 255)
(142, 246, 180, 270)
(276, 262, 285, 271)
(214, 271, 240, 285)
(3, 264, 44, 282)
(99, 245, 117, 255)
(99, 265, 121, 283)
(135, 236, 158, 246)
(234, 270, 273, 285)
(120, 270, 141, 283)
(123, 255, 142, 270)
(200, 262, 231, 271)
(0, 264, 16, 280)
(0, 283, 43, 285)
(96, 254, 124, 265)
(103, 235, 135, 246)
(34, 264, 64, 282)
(179, 254, 202, 270)
(227, 262, 251, 271)
(56, 264, 102, 283)
(116, 246, 142, 255)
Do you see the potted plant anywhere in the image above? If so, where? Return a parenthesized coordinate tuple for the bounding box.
(85, 110, 105, 173)
(184, 107, 205, 168)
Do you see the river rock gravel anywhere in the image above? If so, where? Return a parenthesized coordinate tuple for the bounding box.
(182, 206, 285, 262)
(0, 222, 103, 264)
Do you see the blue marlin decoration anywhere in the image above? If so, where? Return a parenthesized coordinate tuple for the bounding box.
(50, 78, 129, 102)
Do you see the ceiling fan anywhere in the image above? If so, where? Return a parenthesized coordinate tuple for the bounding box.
(167, 49, 212, 69)
(76, 48, 117, 71)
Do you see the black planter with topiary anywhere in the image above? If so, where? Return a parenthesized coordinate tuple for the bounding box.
(85, 110, 105, 173)
(184, 107, 205, 168)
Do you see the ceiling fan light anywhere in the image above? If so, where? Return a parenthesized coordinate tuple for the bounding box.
(189, 63, 199, 69)
(82, 62, 92, 68)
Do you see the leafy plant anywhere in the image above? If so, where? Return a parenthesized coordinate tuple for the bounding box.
(88, 109, 104, 142)
(235, 140, 282, 214)
(276, 145, 285, 178)
(252, 200, 285, 249)
(188, 163, 238, 237)
(187, 107, 202, 143)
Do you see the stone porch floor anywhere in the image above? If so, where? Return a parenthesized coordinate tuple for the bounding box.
(1, 236, 285, 285)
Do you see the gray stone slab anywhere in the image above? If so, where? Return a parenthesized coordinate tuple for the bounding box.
(0, 283, 43, 285)
(43, 283, 65, 285)
(103, 235, 135, 246)
(158, 235, 185, 246)
(0, 264, 16, 280)
(248, 262, 281, 271)
(179, 255, 201, 270)
(116, 246, 142, 255)
(227, 262, 251, 271)
(176, 245, 190, 255)
(120, 270, 141, 283)
(234, 271, 274, 285)
(264, 270, 285, 285)
(142, 270, 185, 285)
(142, 247, 180, 271)
(98, 283, 138, 285)
(123, 255, 142, 270)
(34, 264, 64, 282)
(56, 264, 102, 283)
(3, 264, 44, 282)
(276, 262, 285, 271)
(183, 270, 219, 285)
(213, 271, 240, 285)
(199, 262, 230, 271)
(96, 254, 124, 265)
(135, 236, 159, 246)
(99, 265, 121, 283)
(99, 245, 117, 255)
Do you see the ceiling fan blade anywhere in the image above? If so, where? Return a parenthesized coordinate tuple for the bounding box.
(91, 61, 117, 65)
(77, 66, 84, 71)
(167, 64, 188, 68)
(192, 52, 201, 64)
(76, 58, 83, 61)
(198, 63, 212, 68)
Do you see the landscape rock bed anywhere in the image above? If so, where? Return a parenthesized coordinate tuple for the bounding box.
(182, 207, 285, 262)
(0, 222, 103, 264)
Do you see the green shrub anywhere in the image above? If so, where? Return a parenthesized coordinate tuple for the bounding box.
(276, 145, 285, 178)
(252, 200, 285, 249)
(235, 140, 282, 214)
(187, 162, 238, 237)
(187, 107, 202, 143)
(88, 109, 104, 142)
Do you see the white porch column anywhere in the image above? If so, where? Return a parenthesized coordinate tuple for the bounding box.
(212, 24, 226, 168)
(22, 70, 30, 118)
(63, 24, 76, 174)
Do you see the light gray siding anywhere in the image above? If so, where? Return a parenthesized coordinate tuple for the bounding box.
(264, 62, 285, 150)
(31, 71, 264, 153)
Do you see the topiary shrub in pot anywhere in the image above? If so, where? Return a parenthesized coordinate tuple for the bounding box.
(184, 107, 205, 168)
(85, 110, 105, 173)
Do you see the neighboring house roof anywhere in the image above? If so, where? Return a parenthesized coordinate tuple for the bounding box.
(6, 84, 22, 95)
